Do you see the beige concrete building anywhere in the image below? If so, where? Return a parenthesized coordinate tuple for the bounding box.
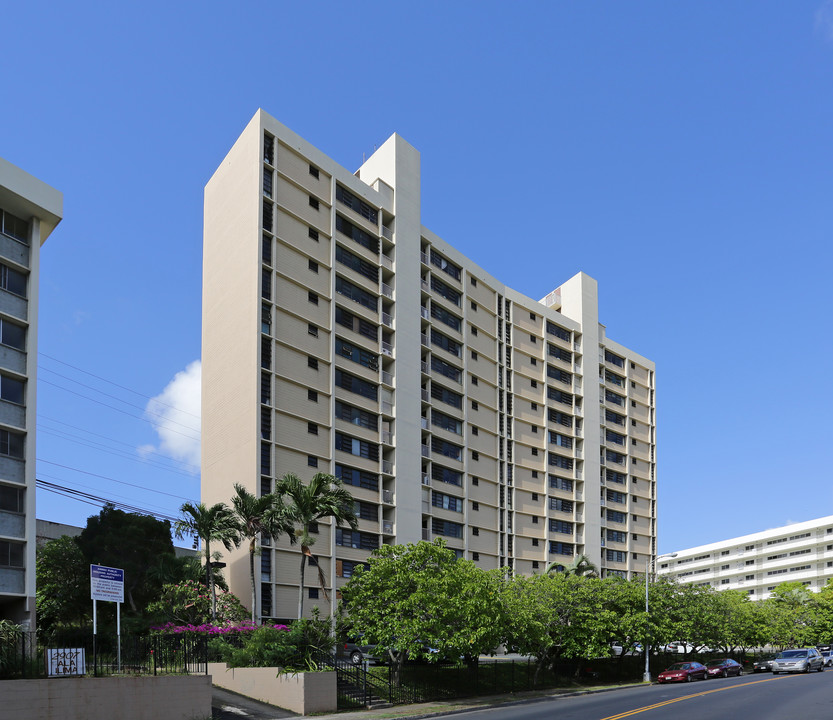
(0, 157, 62, 628)
(202, 110, 656, 621)
(659, 515, 833, 600)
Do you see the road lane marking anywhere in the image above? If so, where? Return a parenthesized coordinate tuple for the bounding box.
(598, 675, 799, 719)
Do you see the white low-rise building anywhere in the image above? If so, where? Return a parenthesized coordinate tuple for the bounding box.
(658, 516, 833, 599)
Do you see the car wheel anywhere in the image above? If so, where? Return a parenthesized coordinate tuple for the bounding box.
(738, 668, 743, 676)
(818, 663, 824, 673)
(350, 650, 363, 665)
(804, 664, 811, 673)
(722, 670, 728, 678)
(686, 674, 693, 682)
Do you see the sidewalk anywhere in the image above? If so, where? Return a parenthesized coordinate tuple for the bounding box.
(307, 681, 645, 720)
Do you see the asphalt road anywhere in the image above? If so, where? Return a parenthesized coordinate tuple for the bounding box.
(451, 671, 833, 720)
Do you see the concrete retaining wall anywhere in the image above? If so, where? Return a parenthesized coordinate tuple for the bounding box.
(0, 675, 212, 720)
(208, 662, 337, 714)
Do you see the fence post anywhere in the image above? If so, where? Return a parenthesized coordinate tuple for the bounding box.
(153, 636, 157, 676)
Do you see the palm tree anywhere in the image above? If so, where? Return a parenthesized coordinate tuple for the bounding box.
(546, 553, 598, 577)
(230, 483, 296, 624)
(174, 501, 238, 622)
(276, 472, 358, 619)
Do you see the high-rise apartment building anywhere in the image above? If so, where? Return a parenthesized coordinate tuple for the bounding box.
(202, 110, 656, 621)
(0, 157, 62, 628)
(659, 515, 833, 600)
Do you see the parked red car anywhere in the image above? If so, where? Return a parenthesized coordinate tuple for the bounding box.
(705, 658, 743, 678)
(657, 661, 708, 683)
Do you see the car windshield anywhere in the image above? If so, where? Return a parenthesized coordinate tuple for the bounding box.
(706, 660, 727, 667)
(779, 650, 807, 658)
(666, 663, 689, 671)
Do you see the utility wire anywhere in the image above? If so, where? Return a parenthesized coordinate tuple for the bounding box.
(39, 352, 200, 420)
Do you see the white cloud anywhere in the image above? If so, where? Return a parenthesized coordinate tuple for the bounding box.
(143, 360, 201, 472)
(816, 1, 833, 41)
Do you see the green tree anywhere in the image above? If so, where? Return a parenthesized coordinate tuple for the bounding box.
(230, 483, 296, 623)
(546, 553, 598, 577)
(36, 535, 90, 632)
(174, 501, 239, 622)
(76, 505, 176, 615)
(276, 472, 358, 619)
(146, 579, 248, 626)
(766, 581, 814, 648)
(341, 540, 506, 684)
(503, 572, 617, 684)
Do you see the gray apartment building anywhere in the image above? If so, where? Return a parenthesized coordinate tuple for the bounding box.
(0, 158, 62, 628)
(202, 110, 656, 621)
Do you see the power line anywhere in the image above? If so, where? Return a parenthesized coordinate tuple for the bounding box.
(39, 378, 200, 441)
(39, 352, 200, 420)
(36, 459, 195, 503)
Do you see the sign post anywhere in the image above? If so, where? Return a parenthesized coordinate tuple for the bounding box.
(90, 564, 124, 673)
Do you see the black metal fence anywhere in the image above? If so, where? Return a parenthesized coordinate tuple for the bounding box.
(0, 631, 208, 679)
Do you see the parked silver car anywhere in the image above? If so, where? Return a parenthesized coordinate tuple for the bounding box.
(771, 648, 824, 674)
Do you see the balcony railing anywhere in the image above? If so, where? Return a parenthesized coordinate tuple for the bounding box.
(420, 360, 429, 374)
(381, 370, 393, 386)
(381, 431, 393, 445)
(421, 388, 430, 402)
(381, 401, 393, 415)
(381, 341, 393, 357)
(421, 473, 430, 485)
(382, 489, 394, 504)
(381, 225, 394, 240)
(381, 460, 394, 474)
(421, 333, 430, 347)
(382, 312, 394, 328)
(420, 251, 430, 265)
(420, 306, 429, 320)
(421, 444, 431, 458)
(381, 282, 393, 299)
(420, 417, 429, 429)
(383, 521, 394, 534)
(381, 254, 393, 270)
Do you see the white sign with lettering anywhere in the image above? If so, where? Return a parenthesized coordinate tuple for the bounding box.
(46, 648, 85, 677)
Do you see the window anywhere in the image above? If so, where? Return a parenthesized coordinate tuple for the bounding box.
(307, 324, 318, 337)
(308, 259, 319, 273)
(604, 350, 625, 367)
(0, 485, 23, 513)
(548, 453, 573, 470)
(550, 497, 574, 513)
(471, 400, 479, 410)
(309, 227, 319, 241)
(308, 389, 318, 402)
(606, 430, 625, 445)
(261, 269, 272, 301)
(531, 380, 538, 388)
(473, 552, 480, 561)
(309, 196, 320, 210)
(531, 492, 539, 501)
(336, 464, 379, 491)
(548, 344, 572, 363)
(471, 426, 479, 436)
(546, 322, 570, 341)
(307, 455, 318, 468)
(431, 329, 461, 356)
(335, 432, 379, 461)
(471, 350, 478, 360)
(531, 448, 538, 456)
(307, 356, 318, 370)
(605, 370, 624, 387)
(549, 432, 572, 449)
(606, 450, 625, 465)
(432, 518, 463, 538)
(432, 409, 462, 434)
(532, 516, 539, 524)
(336, 185, 378, 224)
(606, 490, 625, 504)
(309, 164, 320, 179)
(721, 564, 730, 570)
(0, 375, 24, 405)
(745, 560, 755, 566)
(336, 276, 378, 312)
(470, 300, 477, 311)
(432, 437, 463, 461)
(0, 319, 25, 351)
(607, 530, 625, 543)
(430, 276, 461, 305)
(308, 291, 318, 305)
(471, 326, 478, 336)
(336, 213, 378, 253)
(336, 529, 379, 550)
(547, 366, 571, 384)
(263, 168, 273, 197)
(0, 209, 28, 244)
(607, 510, 626, 523)
(470, 277, 477, 286)
(549, 410, 572, 427)
(432, 491, 463, 512)
(336, 244, 379, 282)
(470, 376, 478, 385)
(550, 519, 573, 534)
(0, 541, 24, 568)
(606, 550, 626, 563)
(548, 388, 573, 406)
(471, 476, 479, 486)
(472, 502, 479, 511)
(606, 470, 626, 484)
(472, 527, 480, 536)
(430, 249, 461, 280)
(549, 475, 573, 492)
(550, 541, 574, 556)
(308, 587, 319, 599)
(605, 390, 624, 406)
(307, 422, 318, 435)
(721, 579, 730, 585)
(431, 303, 462, 331)
(336, 338, 379, 370)
(471, 450, 479, 461)
(335, 369, 378, 400)
(335, 401, 378, 430)
(335, 306, 378, 342)
(432, 465, 462, 486)
(746, 574, 754, 581)
(353, 501, 378, 521)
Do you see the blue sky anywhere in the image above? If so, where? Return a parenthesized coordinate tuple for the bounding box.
(2, 1, 832, 553)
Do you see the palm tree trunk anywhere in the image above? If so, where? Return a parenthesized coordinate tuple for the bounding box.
(249, 539, 257, 624)
(298, 550, 306, 619)
(205, 540, 218, 623)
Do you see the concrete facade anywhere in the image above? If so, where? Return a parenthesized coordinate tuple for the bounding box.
(0, 158, 62, 628)
(202, 110, 656, 621)
(659, 515, 833, 599)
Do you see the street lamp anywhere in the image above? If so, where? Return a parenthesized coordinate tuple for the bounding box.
(644, 552, 677, 682)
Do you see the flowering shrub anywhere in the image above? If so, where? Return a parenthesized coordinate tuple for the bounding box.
(152, 622, 288, 635)
(146, 580, 249, 626)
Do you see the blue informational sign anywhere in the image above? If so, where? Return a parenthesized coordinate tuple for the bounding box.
(90, 564, 124, 603)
